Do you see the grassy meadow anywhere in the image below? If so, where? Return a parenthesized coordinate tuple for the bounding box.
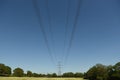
(0, 77, 85, 80)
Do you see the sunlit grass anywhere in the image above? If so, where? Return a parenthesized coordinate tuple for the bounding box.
(0, 77, 85, 80)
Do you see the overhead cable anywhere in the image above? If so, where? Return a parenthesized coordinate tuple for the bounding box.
(32, 0, 56, 65)
(64, 0, 82, 65)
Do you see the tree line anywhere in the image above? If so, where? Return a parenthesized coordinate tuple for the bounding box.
(0, 62, 120, 80)
(0, 63, 83, 77)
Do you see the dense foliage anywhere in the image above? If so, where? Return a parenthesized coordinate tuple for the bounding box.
(27, 71, 32, 77)
(13, 68, 24, 77)
(85, 62, 120, 80)
(0, 62, 120, 79)
(0, 64, 11, 76)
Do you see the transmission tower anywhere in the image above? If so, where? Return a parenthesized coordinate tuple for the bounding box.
(57, 61, 62, 76)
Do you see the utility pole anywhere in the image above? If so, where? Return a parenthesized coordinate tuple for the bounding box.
(57, 61, 62, 77)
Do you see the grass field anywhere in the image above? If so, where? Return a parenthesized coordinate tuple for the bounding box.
(0, 77, 85, 80)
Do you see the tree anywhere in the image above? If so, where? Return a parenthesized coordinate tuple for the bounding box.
(4, 66, 11, 76)
(33, 73, 39, 77)
(114, 62, 120, 71)
(74, 72, 83, 77)
(86, 64, 107, 80)
(107, 62, 120, 80)
(0, 63, 11, 76)
(27, 71, 32, 77)
(62, 72, 74, 77)
(46, 73, 52, 77)
(13, 68, 24, 77)
(0, 64, 5, 76)
(52, 73, 57, 77)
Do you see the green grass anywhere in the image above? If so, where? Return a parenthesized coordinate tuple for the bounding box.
(0, 77, 85, 80)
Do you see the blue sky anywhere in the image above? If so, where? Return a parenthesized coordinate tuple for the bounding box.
(0, 0, 120, 74)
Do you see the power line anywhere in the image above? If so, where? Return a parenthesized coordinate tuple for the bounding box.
(64, 0, 82, 65)
(62, 0, 71, 63)
(32, 0, 56, 65)
(45, 0, 57, 62)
